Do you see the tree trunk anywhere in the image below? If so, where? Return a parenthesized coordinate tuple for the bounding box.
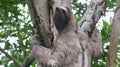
(106, 0, 120, 67)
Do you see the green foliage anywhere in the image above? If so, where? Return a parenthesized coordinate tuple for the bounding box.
(71, 0, 87, 21)
(107, 0, 116, 9)
(0, 0, 34, 67)
(101, 20, 111, 43)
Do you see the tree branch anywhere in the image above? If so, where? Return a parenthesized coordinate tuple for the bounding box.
(106, 0, 120, 67)
(0, 47, 22, 67)
(26, 0, 51, 48)
(79, 0, 106, 37)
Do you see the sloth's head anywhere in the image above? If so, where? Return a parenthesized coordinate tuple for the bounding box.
(53, 6, 77, 33)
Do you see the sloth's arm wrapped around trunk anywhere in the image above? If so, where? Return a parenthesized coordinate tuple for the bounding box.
(30, 35, 79, 67)
(30, 36, 62, 66)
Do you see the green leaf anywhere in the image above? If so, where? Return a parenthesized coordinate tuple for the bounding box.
(18, 32, 24, 39)
(5, 40, 11, 49)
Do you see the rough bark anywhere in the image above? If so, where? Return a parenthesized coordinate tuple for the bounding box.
(106, 0, 120, 67)
(26, 0, 51, 48)
(79, 0, 106, 37)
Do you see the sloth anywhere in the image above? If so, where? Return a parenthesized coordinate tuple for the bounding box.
(30, 6, 102, 67)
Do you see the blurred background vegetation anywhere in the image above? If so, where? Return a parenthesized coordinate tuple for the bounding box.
(0, 0, 118, 67)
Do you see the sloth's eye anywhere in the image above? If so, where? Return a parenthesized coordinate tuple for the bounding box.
(61, 9, 66, 14)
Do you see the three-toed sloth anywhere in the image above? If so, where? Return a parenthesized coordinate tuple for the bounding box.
(30, 6, 102, 67)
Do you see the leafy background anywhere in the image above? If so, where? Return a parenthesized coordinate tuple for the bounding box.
(0, 0, 118, 67)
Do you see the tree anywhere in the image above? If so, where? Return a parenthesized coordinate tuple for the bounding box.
(106, 0, 120, 67)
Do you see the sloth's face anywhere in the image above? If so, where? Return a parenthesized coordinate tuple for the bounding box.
(53, 6, 71, 32)
(54, 7, 67, 22)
